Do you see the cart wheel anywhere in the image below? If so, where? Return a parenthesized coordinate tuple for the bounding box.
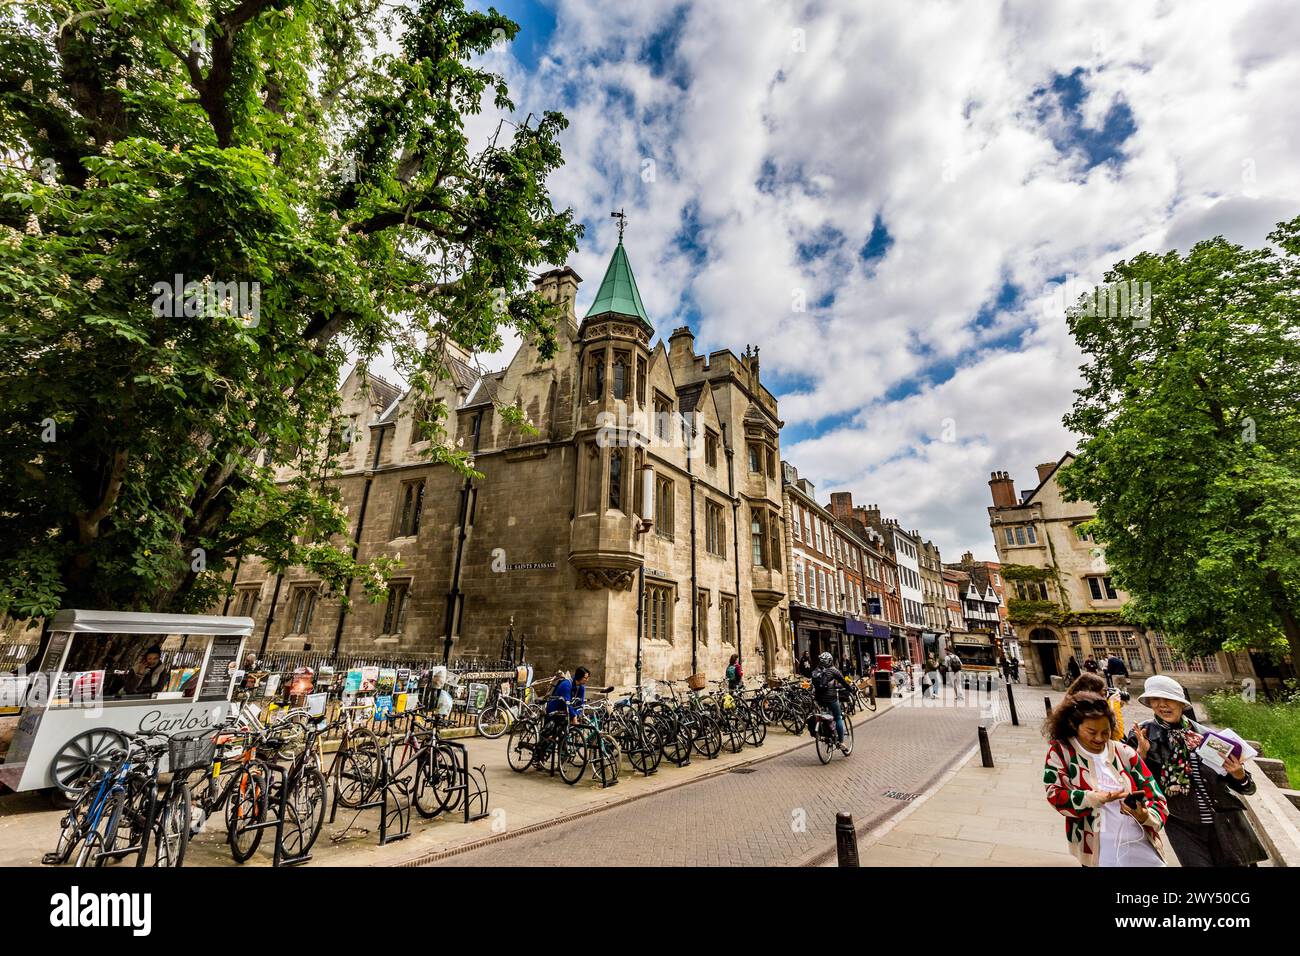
(49, 727, 129, 796)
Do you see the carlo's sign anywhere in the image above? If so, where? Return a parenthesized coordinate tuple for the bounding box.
(136, 705, 221, 735)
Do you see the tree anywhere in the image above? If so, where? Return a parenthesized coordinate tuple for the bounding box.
(0, 0, 581, 621)
(1059, 217, 1300, 664)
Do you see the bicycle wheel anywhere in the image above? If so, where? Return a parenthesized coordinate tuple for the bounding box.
(865, 683, 877, 711)
(625, 721, 662, 775)
(227, 762, 269, 863)
(413, 746, 455, 817)
(280, 767, 326, 858)
(743, 705, 767, 747)
(80, 790, 125, 868)
(333, 729, 382, 808)
(506, 719, 541, 773)
(153, 783, 191, 868)
(780, 704, 804, 736)
(720, 713, 744, 754)
(693, 715, 722, 759)
(476, 704, 511, 739)
(595, 733, 620, 788)
(815, 725, 832, 764)
(47, 785, 95, 864)
(841, 716, 855, 756)
(557, 726, 589, 785)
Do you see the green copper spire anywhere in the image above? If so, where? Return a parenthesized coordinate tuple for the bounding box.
(584, 239, 650, 325)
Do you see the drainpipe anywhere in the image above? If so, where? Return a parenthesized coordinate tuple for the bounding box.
(687, 420, 699, 675)
(723, 424, 743, 670)
(331, 424, 386, 657)
(442, 408, 485, 664)
(258, 573, 284, 658)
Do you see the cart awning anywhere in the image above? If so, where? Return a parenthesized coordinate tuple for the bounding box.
(49, 609, 254, 637)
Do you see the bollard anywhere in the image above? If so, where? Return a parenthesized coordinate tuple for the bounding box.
(836, 811, 860, 867)
(1005, 679, 1019, 726)
(978, 724, 994, 767)
(1044, 696, 1053, 717)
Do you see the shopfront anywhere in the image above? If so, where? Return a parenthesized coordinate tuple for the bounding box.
(791, 605, 848, 666)
(845, 618, 869, 674)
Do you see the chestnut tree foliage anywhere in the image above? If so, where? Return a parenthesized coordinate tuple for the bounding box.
(1060, 217, 1300, 664)
(0, 0, 581, 619)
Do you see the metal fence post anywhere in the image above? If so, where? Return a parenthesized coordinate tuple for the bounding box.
(836, 811, 859, 867)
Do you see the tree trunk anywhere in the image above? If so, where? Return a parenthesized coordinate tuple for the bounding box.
(1266, 571, 1300, 664)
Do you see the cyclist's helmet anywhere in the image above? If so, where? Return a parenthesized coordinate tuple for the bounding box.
(818, 652, 834, 667)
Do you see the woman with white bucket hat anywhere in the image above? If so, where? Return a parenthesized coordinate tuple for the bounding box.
(1124, 675, 1266, 867)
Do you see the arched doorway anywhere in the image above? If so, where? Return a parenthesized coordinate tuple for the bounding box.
(1030, 628, 1059, 682)
(760, 616, 778, 679)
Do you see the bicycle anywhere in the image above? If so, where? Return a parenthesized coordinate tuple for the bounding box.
(810, 701, 854, 764)
(475, 677, 554, 739)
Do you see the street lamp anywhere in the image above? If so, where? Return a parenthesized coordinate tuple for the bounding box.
(635, 463, 655, 694)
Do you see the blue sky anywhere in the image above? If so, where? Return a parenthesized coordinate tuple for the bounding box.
(457, 0, 1300, 560)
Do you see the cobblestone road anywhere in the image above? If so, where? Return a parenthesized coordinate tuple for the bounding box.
(432, 692, 1000, 867)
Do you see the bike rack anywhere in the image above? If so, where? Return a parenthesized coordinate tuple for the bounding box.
(238, 763, 315, 867)
(438, 740, 490, 823)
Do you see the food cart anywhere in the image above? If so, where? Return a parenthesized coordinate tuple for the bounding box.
(0, 609, 250, 795)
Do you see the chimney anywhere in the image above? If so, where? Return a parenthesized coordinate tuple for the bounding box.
(533, 266, 582, 324)
(989, 471, 1016, 509)
(1036, 461, 1057, 484)
(829, 492, 854, 520)
(668, 326, 696, 359)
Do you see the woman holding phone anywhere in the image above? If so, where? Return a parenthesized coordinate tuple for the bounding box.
(1043, 692, 1168, 866)
(1125, 676, 1266, 867)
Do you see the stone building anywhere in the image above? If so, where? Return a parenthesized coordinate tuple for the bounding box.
(988, 454, 1250, 690)
(918, 538, 949, 661)
(224, 240, 791, 686)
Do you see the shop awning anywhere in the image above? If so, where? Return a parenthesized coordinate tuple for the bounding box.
(845, 618, 868, 636)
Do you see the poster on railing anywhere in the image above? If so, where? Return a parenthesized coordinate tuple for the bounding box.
(343, 668, 362, 694)
(377, 668, 396, 697)
(396, 667, 411, 692)
(360, 666, 378, 693)
(374, 695, 394, 720)
(466, 682, 489, 713)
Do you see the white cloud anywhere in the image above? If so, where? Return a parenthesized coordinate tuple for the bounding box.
(458, 0, 1300, 559)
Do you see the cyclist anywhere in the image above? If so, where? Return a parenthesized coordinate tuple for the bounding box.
(811, 652, 852, 754)
(539, 667, 589, 761)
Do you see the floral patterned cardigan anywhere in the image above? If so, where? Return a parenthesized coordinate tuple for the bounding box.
(1043, 737, 1169, 866)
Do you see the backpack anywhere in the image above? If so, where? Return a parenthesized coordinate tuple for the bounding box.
(812, 667, 837, 699)
(725, 664, 737, 682)
(948, 654, 962, 672)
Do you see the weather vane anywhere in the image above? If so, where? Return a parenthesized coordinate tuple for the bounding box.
(611, 208, 627, 242)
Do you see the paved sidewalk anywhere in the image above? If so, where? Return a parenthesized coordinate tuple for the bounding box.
(856, 686, 1172, 867)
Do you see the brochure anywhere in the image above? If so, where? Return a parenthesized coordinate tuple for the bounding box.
(1196, 728, 1258, 775)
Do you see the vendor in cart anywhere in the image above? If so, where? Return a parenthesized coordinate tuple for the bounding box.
(118, 645, 169, 697)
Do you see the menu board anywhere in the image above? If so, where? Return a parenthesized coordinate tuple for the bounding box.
(199, 635, 244, 701)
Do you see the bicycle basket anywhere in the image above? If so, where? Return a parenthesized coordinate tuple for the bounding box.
(686, 673, 707, 691)
(168, 729, 216, 773)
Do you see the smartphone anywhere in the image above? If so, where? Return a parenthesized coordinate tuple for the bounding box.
(1123, 792, 1143, 809)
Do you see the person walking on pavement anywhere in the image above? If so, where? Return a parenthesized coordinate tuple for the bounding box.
(944, 648, 964, 700)
(1010, 656, 1021, 683)
(1105, 653, 1129, 694)
(1043, 692, 1168, 866)
(1066, 655, 1082, 681)
(922, 653, 940, 699)
(725, 654, 743, 690)
(798, 653, 813, 678)
(1083, 655, 1100, 674)
(937, 652, 949, 692)
(1125, 676, 1266, 867)
(811, 652, 851, 753)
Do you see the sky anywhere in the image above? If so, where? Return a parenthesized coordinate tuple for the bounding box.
(439, 0, 1300, 562)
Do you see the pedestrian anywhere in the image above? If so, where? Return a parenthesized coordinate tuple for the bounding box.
(798, 653, 813, 678)
(1042, 692, 1168, 867)
(1105, 653, 1129, 694)
(1010, 657, 1021, 683)
(944, 648, 964, 699)
(1125, 676, 1266, 867)
(725, 653, 743, 690)
(922, 653, 940, 698)
(1066, 655, 1082, 681)
(1000, 655, 1011, 682)
(1083, 655, 1100, 674)
(937, 652, 949, 690)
